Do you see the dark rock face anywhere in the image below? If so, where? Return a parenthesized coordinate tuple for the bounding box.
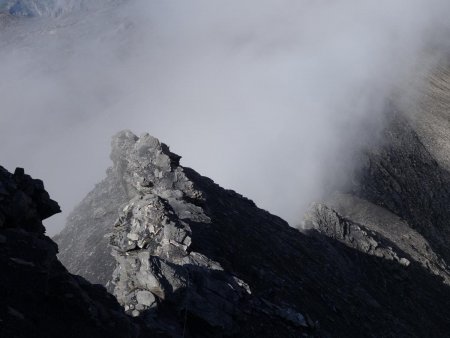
(304, 203, 450, 338)
(56, 130, 450, 337)
(0, 166, 153, 338)
(0, 167, 60, 232)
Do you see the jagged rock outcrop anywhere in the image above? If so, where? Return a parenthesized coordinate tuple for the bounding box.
(56, 129, 450, 337)
(0, 166, 155, 338)
(305, 196, 450, 284)
(306, 202, 412, 268)
(108, 132, 243, 331)
(106, 131, 313, 336)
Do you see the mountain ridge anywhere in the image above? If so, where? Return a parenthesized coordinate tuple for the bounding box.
(55, 121, 450, 336)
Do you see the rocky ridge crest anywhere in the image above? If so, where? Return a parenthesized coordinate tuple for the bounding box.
(57, 127, 450, 337)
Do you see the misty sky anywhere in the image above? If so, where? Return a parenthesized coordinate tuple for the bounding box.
(1, 0, 450, 235)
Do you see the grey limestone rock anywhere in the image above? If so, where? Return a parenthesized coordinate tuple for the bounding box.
(109, 131, 256, 333)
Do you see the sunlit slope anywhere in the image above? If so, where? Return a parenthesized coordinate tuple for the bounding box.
(413, 60, 450, 171)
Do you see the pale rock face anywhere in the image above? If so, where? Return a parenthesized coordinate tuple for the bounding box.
(109, 130, 250, 331)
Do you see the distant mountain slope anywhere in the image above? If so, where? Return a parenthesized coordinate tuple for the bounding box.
(349, 109, 450, 264)
(0, 0, 67, 16)
(310, 61, 450, 276)
(0, 0, 122, 17)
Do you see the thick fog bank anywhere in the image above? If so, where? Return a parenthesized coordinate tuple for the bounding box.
(1, 0, 449, 235)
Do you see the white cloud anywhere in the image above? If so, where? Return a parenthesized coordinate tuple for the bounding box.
(1, 0, 449, 234)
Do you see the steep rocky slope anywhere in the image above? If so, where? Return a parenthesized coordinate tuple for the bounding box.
(304, 64, 450, 286)
(350, 110, 450, 265)
(300, 64, 450, 334)
(56, 129, 450, 337)
(0, 166, 155, 338)
(53, 165, 128, 290)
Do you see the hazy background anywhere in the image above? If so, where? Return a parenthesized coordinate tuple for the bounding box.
(1, 0, 449, 235)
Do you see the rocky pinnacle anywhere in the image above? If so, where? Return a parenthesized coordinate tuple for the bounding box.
(109, 131, 252, 332)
